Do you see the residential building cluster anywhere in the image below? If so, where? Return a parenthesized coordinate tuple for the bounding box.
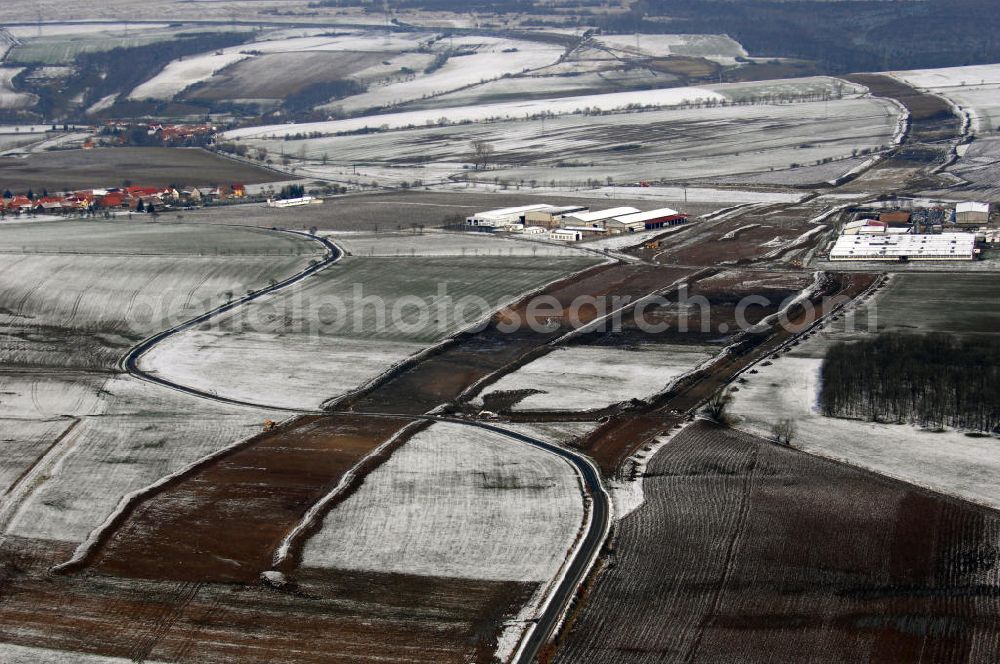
(0, 183, 246, 216)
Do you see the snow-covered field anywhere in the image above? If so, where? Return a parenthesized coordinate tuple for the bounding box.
(0, 373, 276, 545)
(0, 218, 318, 402)
(226, 86, 726, 138)
(0, 221, 315, 543)
(730, 355, 1000, 511)
(327, 229, 593, 258)
(128, 51, 251, 100)
(0, 252, 312, 370)
(140, 254, 600, 407)
(729, 274, 1000, 510)
(0, 67, 37, 110)
(594, 33, 747, 64)
(477, 344, 715, 412)
(324, 37, 566, 113)
(300, 422, 584, 582)
(245, 96, 896, 186)
(892, 65, 1000, 134)
(143, 332, 425, 409)
(409, 68, 677, 110)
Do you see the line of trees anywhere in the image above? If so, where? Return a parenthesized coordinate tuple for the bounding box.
(820, 333, 1000, 433)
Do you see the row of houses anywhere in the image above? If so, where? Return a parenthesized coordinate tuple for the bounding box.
(1, 183, 247, 215)
(465, 203, 689, 240)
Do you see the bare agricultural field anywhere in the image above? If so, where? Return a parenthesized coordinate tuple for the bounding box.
(0, 147, 284, 192)
(554, 422, 1000, 664)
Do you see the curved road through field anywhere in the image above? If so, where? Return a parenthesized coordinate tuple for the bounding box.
(117, 226, 610, 664)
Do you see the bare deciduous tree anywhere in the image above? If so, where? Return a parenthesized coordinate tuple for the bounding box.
(471, 139, 495, 170)
(772, 419, 796, 445)
(702, 392, 733, 424)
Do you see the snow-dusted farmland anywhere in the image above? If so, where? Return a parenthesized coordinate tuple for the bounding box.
(327, 229, 593, 258)
(478, 344, 715, 412)
(0, 220, 323, 378)
(300, 422, 584, 582)
(0, 252, 314, 370)
(141, 254, 600, 407)
(594, 33, 747, 64)
(0, 67, 37, 110)
(321, 36, 565, 113)
(128, 51, 251, 100)
(1, 374, 277, 544)
(239, 95, 898, 185)
(892, 65, 1000, 134)
(225, 86, 725, 138)
(0, 220, 318, 543)
(729, 273, 1000, 510)
(408, 68, 677, 110)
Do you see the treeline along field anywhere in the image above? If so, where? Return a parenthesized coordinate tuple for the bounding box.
(820, 333, 1000, 433)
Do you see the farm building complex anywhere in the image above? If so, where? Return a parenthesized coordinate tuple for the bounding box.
(465, 203, 689, 239)
(829, 233, 977, 261)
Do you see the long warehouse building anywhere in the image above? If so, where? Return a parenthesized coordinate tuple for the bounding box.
(829, 233, 977, 261)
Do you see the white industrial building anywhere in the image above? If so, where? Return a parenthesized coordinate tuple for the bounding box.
(955, 201, 990, 226)
(611, 207, 687, 231)
(523, 205, 590, 228)
(465, 204, 556, 229)
(562, 206, 640, 227)
(829, 233, 977, 261)
(841, 219, 908, 235)
(549, 229, 582, 242)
